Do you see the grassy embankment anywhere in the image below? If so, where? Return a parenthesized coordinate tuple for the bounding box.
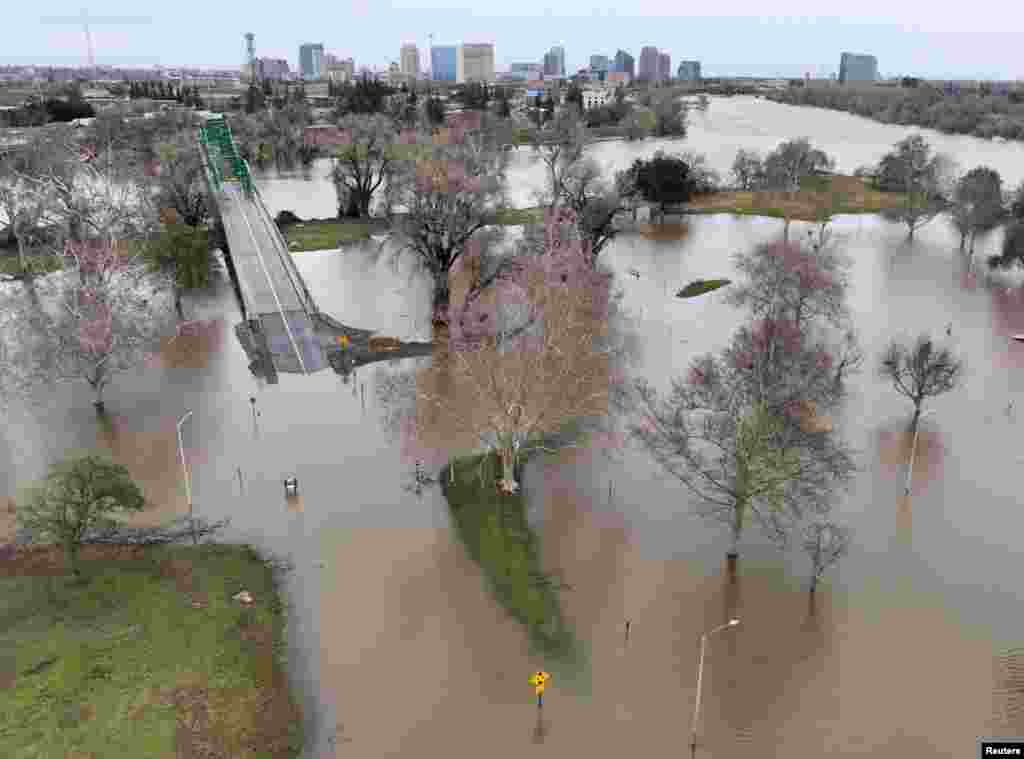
(441, 452, 588, 688)
(282, 176, 911, 253)
(686, 174, 911, 220)
(282, 207, 546, 252)
(0, 542, 303, 758)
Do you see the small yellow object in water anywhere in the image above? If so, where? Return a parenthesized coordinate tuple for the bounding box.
(337, 335, 350, 348)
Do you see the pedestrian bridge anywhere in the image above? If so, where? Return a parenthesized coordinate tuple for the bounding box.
(196, 114, 435, 383)
(197, 114, 327, 378)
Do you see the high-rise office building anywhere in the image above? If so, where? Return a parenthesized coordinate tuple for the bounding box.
(838, 52, 878, 84)
(638, 46, 660, 81)
(431, 46, 457, 81)
(457, 43, 495, 83)
(400, 44, 420, 77)
(658, 52, 671, 82)
(544, 45, 565, 77)
(299, 43, 324, 80)
(543, 51, 558, 77)
(612, 49, 634, 78)
(326, 57, 354, 83)
(590, 55, 610, 72)
(510, 62, 542, 80)
(677, 60, 701, 81)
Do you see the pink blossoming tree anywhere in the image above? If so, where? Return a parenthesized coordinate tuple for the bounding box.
(404, 207, 625, 494)
(1, 238, 174, 412)
(630, 233, 860, 562)
(380, 120, 510, 332)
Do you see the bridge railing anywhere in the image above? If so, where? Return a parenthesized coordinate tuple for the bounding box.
(250, 186, 318, 316)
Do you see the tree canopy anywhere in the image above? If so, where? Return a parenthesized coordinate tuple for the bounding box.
(16, 453, 146, 577)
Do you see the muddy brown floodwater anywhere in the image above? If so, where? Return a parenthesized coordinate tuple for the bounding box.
(4, 95, 1024, 757)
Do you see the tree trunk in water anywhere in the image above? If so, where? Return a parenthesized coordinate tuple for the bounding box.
(432, 273, 451, 335)
(93, 383, 106, 414)
(969, 231, 977, 255)
(499, 446, 518, 492)
(174, 287, 184, 319)
(727, 511, 741, 575)
(809, 574, 818, 594)
(16, 232, 27, 273)
(911, 404, 921, 428)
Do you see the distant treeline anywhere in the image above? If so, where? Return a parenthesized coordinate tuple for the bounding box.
(765, 83, 1024, 141)
(0, 97, 95, 127)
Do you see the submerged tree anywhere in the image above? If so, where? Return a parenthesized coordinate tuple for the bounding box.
(325, 114, 398, 219)
(802, 521, 852, 594)
(631, 233, 860, 560)
(630, 366, 850, 559)
(382, 118, 509, 329)
(142, 222, 214, 318)
(723, 239, 863, 397)
(988, 221, 1024, 270)
(1, 239, 175, 411)
(948, 166, 1005, 254)
(730, 148, 766, 191)
(760, 138, 835, 192)
(150, 134, 209, 228)
(879, 334, 965, 427)
(876, 134, 956, 240)
(410, 207, 620, 494)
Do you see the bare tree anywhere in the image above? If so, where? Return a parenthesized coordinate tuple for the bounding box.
(761, 138, 834, 192)
(1, 239, 174, 412)
(948, 166, 1004, 254)
(730, 148, 765, 191)
(723, 239, 863, 396)
(13, 129, 158, 252)
(382, 121, 509, 328)
(0, 152, 61, 277)
(630, 372, 850, 559)
(326, 114, 398, 219)
(631, 234, 861, 560)
(410, 207, 617, 494)
(802, 521, 851, 594)
(529, 109, 588, 211)
(877, 134, 957, 240)
(879, 334, 965, 427)
(151, 134, 209, 227)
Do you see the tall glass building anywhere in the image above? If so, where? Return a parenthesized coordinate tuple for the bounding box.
(838, 52, 878, 84)
(431, 46, 457, 82)
(299, 43, 324, 80)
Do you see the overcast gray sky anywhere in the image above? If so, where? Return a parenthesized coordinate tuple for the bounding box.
(4, 1, 1022, 80)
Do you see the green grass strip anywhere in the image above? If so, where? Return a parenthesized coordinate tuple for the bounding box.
(441, 453, 590, 692)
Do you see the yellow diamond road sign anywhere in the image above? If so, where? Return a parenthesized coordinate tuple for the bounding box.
(529, 671, 551, 687)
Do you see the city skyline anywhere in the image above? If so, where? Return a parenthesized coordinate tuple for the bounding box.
(4, 6, 1023, 81)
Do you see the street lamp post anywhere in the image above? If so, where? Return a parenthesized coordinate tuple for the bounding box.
(176, 410, 196, 544)
(904, 409, 935, 496)
(690, 618, 740, 759)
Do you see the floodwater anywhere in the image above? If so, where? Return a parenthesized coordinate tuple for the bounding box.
(3, 95, 1024, 757)
(256, 93, 1024, 216)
